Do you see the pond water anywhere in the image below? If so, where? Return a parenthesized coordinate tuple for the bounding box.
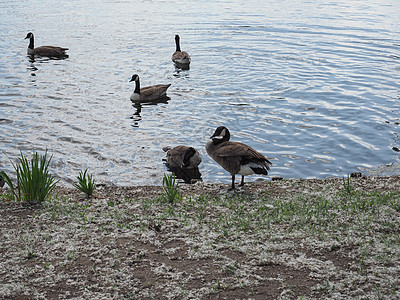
(1, 0, 399, 186)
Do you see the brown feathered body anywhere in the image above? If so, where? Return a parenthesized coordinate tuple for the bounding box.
(172, 51, 191, 64)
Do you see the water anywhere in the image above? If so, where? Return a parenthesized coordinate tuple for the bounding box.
(0, 0, 399, 186)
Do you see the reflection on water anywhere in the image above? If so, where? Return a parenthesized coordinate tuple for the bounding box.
(173, 62, 190, 71)
(27, 55, 68, 64)
(130, 103, 142, 128)
(0, 0, 399, 186)
(165, 165, 202, 184)
(130, 97, 170, 128)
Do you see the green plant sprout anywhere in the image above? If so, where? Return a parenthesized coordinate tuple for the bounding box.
(162, 173, 182, 204)
(0, 150, 58, 204)
(74, 169, 95, 198)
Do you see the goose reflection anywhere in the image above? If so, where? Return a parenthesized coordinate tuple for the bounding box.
(173, 62, 190, 71)
(130, 103, 142, 128)
(27, 62, 38, 77)
(130, 97, 170, 128)
(28, 63, 38, 71)
(163, 146, 202, 184)
(166, 165, 202, 184)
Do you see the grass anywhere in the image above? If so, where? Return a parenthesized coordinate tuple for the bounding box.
(74, 169, 95, 198)
(0, 177, 399, 299)
(161, 173, 182, 204)
(342, 174, 353, 195)
(0, 150, 58, 204)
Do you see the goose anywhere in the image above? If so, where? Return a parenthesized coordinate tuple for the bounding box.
(24, 32, 68, 58)
(163, 146, 202, 169)
(129, 74, 171, 102)
(171, 35, 191, 65)
(206, 126, 272, 190)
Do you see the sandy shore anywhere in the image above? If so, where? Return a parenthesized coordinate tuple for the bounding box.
(1, 176, 399, 299)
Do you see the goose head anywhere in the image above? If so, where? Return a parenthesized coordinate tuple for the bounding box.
(210, 126, 231, 144)
(129, 74, 139, 83)
(25, 32, 34, 40)
(182, 147, 198, 168)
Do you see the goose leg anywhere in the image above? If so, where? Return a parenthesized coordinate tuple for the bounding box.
(239, 175, 245, 186)
(229, 175, 236, 190)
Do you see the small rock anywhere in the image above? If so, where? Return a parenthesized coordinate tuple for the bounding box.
(350, 172, 364, 178)
(271, 175, 283, 181)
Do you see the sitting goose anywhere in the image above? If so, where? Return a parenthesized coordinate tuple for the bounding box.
(163, 146, 202, 169)
(24, 32, 68, 58)
(129, 74, 171, 102)
(163, 146, 202, 183)
(171, 35, 191, 65)
(206, 126, 272, 190)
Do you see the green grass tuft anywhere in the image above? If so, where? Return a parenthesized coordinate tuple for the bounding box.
(0, 150, 58, 204)
(342, 174, 353, 195)
(161, 173, 182, 204)
(74, 169, 95, 198)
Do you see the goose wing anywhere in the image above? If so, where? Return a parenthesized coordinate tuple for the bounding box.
(216, 142, 271, 168)
(172, 51, 191, 61)
(141, 84, 171, 98)
(34, 46, 68, 57)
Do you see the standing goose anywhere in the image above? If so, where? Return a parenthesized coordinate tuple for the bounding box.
(25, 32, 68, 58)
(163, 146, 202, 169)
(206, 126, 272, 190)
(171, 35, 191, 65)
(129, 74, 171, 102)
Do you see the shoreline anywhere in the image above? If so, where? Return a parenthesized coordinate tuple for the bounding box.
(1, 175, 399, 299)
(52, 174, 400, 200)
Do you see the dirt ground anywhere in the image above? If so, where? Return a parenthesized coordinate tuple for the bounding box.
(1, 176, 399, 299)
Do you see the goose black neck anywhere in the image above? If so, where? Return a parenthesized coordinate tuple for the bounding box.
(28, 36, 34, 49)
(175, 36, 181, 52)
(134, 79, 140, 94)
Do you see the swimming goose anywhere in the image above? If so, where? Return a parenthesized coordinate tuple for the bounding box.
(206, 126, 272, 190)
(129, 74, 171, 102)
(163, 146, 202, 169)
(25, 32, 68, 58)
(171, 35, 191, 65)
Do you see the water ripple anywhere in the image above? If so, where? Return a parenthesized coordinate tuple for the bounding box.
(0, 0, 399, 185)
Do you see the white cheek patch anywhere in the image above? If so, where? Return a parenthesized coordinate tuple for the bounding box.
(220, 128, 226, 136)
